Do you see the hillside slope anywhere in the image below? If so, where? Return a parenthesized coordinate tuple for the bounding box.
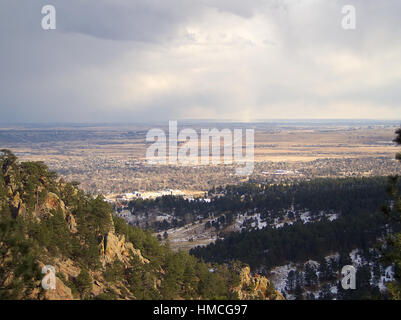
(0, 150, 283, 300)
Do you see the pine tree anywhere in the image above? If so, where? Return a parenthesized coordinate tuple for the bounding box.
(318, 258, 329, 281)
(294, 269, 304, 300)
(304, 263, 318, 288)
(319, 283, 333, 300)
(306, 292, 315, 300)
(382, 127, 401, 299)
(75, 268, 93, 298)
(286, 270, 296, 292)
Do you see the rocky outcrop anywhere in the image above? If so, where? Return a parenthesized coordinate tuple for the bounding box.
(127, 242, 150, 264)
(99, 231, 149, 266)
(65, 213, 78, 233)
(43, 192, 65, 215)
(9, 191, 25, 217)
(41, 192, 77, 233)
(5, 172, 25, 217)
(233, 267, 284, 300)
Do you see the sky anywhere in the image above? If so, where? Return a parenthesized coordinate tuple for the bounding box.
(0, 0, 401, 123)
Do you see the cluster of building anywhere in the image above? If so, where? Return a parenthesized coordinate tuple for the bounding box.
(41, 155, 401, 196)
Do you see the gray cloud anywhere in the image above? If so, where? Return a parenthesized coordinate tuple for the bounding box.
(0, 0, 400, 123)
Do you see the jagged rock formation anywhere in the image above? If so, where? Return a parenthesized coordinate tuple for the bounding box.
(99, 232, 149, 266)
(233, 267, 284, 300)
(43, 192, 77, 233)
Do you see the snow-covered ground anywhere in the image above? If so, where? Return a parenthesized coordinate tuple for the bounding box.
(233, 212, 267, 231)
(269, 263, 297, 295)
(349, 248, 395, 292)
(268, 250, 394, 299)
(234, 208, 340, 231)
(114, 209, 174, 227)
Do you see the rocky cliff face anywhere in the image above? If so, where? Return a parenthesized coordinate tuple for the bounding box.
(233, 267, 284, 300)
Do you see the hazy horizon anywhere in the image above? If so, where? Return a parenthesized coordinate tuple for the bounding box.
(1, 119, 401, 126)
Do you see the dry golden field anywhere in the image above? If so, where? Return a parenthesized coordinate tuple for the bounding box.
(2, 124, 399, 162)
